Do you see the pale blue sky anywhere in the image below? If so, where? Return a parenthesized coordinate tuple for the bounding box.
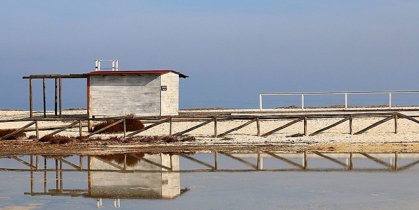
(1, 1, 419, 109)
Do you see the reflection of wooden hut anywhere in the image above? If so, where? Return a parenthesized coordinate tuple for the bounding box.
(89, 154, 182, 199)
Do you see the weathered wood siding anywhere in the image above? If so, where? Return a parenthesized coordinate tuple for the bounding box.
(90, 154, 180, 198)
(90, 75, 161, 117)
(160, 72, 179, 116)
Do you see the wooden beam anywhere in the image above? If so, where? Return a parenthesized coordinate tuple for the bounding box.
(47, 121, 79, 136)
(43, 78, 46, 118)
(130, 154, 172, 170)
(309, 117, 350, 136)
(219, 152, 258, 170)
(94, 157, 125, 170)
(354, 115, 395, 135)
(11, 156, 36, 169)
(55, 78, 58, 116)
(256, 118, 261, 137)
(359, 153, 394, 170)
(397, 113, 419, 124)
(126, 118, 170, 137)
(213, 117, 218, 137)
(0, 121, 35, 140)
(173, 120, 212, 136)
(304, 117, 308, 136)
(178, 154, 215, 169)
(56, 158, 81, 170)
(349, 115, 353, 135)
(217, 118, 257, 138)
(265, 151, 304, 169)
(394, 114, 398, 134)
(29, 78, 33, 119)
(313, 152, 347, 168)
(86, 119, 124, 138)
(59, 78, 62, 118)
(261, 117, 305, 137)
(397, 160, 419, 171)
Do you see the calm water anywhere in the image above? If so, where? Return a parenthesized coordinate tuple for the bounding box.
(1, 152, 419, 209)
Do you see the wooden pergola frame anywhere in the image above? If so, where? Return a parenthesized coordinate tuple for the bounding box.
(22, 74, 87, 119)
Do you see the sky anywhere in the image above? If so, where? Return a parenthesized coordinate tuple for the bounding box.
(1, 0, 419, 110)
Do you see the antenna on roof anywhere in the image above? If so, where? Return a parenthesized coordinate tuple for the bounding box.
(95, 59, 119, 71)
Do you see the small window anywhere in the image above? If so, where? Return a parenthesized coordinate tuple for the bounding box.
(161, 85, 167, 91)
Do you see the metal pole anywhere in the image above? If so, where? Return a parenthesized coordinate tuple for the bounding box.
(301, 94, 305, 110)
(389, 93, 392, 108)
(344, 93, 348, 108)
(259, 94, 262, 110)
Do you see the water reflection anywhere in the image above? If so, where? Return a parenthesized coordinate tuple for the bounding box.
(1, 151, 419, 208)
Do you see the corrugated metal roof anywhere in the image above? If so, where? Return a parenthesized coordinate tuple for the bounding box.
(86, 70, 188, 78)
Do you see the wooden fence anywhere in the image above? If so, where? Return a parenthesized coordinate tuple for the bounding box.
(1, 112, 419, 140)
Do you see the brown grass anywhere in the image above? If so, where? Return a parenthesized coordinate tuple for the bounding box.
(40, 135, 75, 144)
(93, 116, 144, 134)
(0, 129, 26, 140)
(99, 153, 145, 167)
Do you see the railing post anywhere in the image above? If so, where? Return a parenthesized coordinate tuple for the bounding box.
(301, 94, 305, 110)
(344, 93, 348, 109)
(259, 94, 263, 110)
(389, 93, 392, 108)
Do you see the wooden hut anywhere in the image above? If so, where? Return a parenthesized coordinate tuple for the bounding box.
(87, 70, 188, 118)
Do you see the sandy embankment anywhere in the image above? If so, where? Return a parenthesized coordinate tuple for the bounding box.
(1, 109, 419, 154)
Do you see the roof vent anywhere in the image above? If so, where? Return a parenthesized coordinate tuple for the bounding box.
(95, 59, 119, 71)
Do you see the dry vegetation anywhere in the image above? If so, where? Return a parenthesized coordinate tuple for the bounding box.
(93, 117, 144, 134)
(37, 135, 196, 145)
(0, 129, 26, 140)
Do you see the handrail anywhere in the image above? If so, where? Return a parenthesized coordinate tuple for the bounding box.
(259, 90, 419, 110)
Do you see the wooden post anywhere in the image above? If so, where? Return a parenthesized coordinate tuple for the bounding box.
(124, 154, 127, 170)
(80, 156, 83, 170)
(43, 78, 46, 118)
(35, 120, 39, 140)
(79, 120, 83, 138)
(59, 77, 62, 118)
(303, 151, 308, 169)
(29, 78, 33, 119)
(169, 117, 173, 136)
(394, 152, 398, 170)
(213, 117, 217, 137)
(257, 151, 261, 170)
(256, 117, 260, 137)
(55, 78, 58, 116)
(55, 159, 59, 190)
(123, 118, 126, 138)
(394, 114, 398, 134)
(349, 115, 353, 135)
(304, 117, 308, 136)
(44, 157, 47, 193)
(349, 152, 353, 170)
(214, 152, 218, 170)
(60, 160, 63, 193)
(36, 155, 39, 170)
(87, 76, 92, 132)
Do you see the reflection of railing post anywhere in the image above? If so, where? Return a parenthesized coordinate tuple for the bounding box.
(303, 151, 307, 169)
(394, 152, 398, 170)
(349, 152, 353, 170)
(214, 152, 218, 170)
